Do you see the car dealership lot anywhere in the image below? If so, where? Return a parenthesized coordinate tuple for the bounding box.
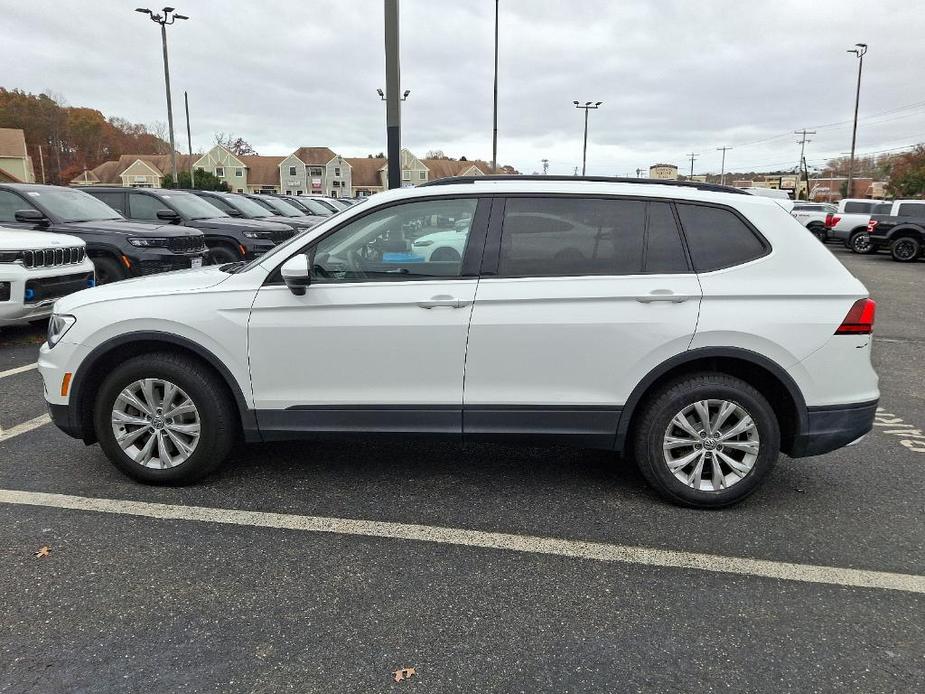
(0, 246, 923, 692)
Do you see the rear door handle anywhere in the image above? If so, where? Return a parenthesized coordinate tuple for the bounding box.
(417, 295, 468, 309)
(635, 290, 690, 304)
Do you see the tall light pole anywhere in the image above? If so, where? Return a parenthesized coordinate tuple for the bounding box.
(846, 43, 868, 198)
(716, 146, 731, 186)
(136, 7, 188, 187)
(573, 100, 602, 176)
(383, 0, 402, 190)
(491, 0, 499, 173)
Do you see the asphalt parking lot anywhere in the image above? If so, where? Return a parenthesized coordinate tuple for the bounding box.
(0, 245, 923, 693)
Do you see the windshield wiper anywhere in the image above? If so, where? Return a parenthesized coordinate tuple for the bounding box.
(219, 261, 247, 273)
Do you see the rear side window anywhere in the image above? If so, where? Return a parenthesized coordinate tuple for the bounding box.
(90, 191, 125, 215)
(844, 201, 875, 213)
(897, 203, 925, 217)
(675, 203, 767, 272)
(498, 197, 645, 277)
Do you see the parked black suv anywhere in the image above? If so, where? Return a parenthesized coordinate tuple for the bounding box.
(189, 190, 314, 234)
(242, 193, 323, 229)
(0, 184, 208, 284)
(85, 187, 294, 264)
(868, 202, 925, 262)
(273, 194, 336, 218)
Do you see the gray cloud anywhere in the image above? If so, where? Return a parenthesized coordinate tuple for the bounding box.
(4, 0, 923, 175)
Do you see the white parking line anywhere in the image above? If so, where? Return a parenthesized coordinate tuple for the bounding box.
(0, 363, 37, 379)
(1, 488, 922, 594)
(0, 414, 51, 443)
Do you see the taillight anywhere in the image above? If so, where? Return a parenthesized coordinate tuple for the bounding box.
(867, 219, 878, 233)
(836, 298, 876, 335)
(824, 214, 840, 228)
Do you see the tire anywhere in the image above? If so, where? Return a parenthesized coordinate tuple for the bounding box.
(631, 372, 780, 508)
(849, 230, 875, 255)
(808, 223, 827, 242)
(92, 256, 127, 285)
(890, 236, 921, 262)
(430, 247, 461, 262)
(209, 245, 240, 265)
(93, 351, 237, 485)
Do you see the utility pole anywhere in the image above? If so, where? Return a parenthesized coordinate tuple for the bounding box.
(384, 0, 401, 189)
(687, 152, 698, 178)
(635, 168, 643, 178)
(36, 145, 46, 184)
(716, 146, 731, 186)
(491, 0, 499, 173)
(184, 91, 194, 189)
(136, 7, 188, 186)
(541, 158, 549, 175)
(846, 43, 868, 198)
(573, 100, 602, 176)
(795, 129, 815, 200)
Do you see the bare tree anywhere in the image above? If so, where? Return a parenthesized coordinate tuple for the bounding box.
(214, 132, 258, 156)
(148, 121, 173, 154)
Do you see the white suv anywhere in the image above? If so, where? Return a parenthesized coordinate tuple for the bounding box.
(39, 177, 879, 507)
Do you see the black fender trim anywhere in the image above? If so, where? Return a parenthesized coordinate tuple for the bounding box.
(67, 331, 259, 443)
(612, 347, 809, 452)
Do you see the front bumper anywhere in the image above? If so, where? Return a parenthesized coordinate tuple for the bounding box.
(0, 262, 95, 326)
(127, 249, 209, 276)
(789, 399, 878, 458)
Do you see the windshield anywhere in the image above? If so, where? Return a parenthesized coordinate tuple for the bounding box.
(259, 197, 303, 217)
(162, 192, 229, 220)
(29, 188, 123, 223)
(297, 198, 335, 216)
(315, 199, 340, 213)
(225, 194, 274, 218)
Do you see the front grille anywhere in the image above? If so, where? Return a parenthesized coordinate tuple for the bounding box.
(167, 235, 207, 254)
(21, 247, 86, 268)
(271, 228, 296, 244)
(24, 272, 93, 303)
(138, 255, 207, 275)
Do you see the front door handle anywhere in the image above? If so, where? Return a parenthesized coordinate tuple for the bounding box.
(635, 290, 690, 304)
(417, 295, 468, 309)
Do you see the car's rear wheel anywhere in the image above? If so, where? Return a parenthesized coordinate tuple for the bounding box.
(890, 236, 921, 262)
(93, 352, 236, 484)
(92, 256, 126, 285)
(632, 373, 780, 508)
(808, 223, 827, 242)
(849, 230, 875, 254)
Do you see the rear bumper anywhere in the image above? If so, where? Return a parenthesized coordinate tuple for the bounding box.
(790, 399, 878, 458)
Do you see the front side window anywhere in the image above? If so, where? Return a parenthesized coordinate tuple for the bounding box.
(0, 190, 35, 222)
(675, 203, 767, 272)
(309, 198, 479, 282)
(90, 191, 126, 215)
(497, 197, 646, 277)
(129, 192, 172, 220)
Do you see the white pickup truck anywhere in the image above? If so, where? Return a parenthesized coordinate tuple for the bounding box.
(790, 202, 837, 242)
(0, 228, 95, 328)
(824, 199, 892, 253)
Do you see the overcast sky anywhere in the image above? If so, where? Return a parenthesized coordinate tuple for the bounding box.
(5, 1, 924, 176)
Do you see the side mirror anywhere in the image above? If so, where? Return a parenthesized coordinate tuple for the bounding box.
(15, 209, 48, 225)
(281, 254, 311, 296)
(227, 209, 243, 217)
(156, 209, 180, 222)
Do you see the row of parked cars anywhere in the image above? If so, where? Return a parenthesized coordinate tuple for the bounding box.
(788, 197, 925, 262)
(0, 183, 362, 327)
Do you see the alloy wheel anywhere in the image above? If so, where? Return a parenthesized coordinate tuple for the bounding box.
(851, 233, 872, 253)
(662, 399, 760, 492)
(110, 378, 201, 468)
(893, 239, 917, 261)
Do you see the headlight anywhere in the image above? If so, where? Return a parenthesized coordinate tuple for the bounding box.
(242, 231, 271, 239)
(47, 314, 76, 348)
(128, 238, 170, 248)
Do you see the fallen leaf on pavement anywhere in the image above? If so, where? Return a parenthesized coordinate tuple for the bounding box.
(393, 666, 416, 683)
(34, 546, 50, 558)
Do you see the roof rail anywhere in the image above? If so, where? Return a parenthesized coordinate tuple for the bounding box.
(418, 175, 749, 195)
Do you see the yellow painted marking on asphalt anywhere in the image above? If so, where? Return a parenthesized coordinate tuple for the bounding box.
(0, 488, 922, 594)
(0, 363, 37, 379)
(0, 414, 51, 443)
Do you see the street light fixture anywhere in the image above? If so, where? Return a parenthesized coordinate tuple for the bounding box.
(845, 42, 868, 198)
(136, 6, 188, 187)
(574, 100, 602, 176)
(377, 88, 409, 101)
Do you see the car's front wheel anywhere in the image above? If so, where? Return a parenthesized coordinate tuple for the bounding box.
(632, 373, 780, 508)
(890, 236, 921, 262)
(93, 352, 237, 484)
(849, 230, 875, 254)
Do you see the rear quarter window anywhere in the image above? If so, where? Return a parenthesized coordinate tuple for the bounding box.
(675, 203, 768, 273)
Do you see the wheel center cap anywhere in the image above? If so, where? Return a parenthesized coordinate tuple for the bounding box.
(703, 438, 717, 450)
(152, 416, 165, 430)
